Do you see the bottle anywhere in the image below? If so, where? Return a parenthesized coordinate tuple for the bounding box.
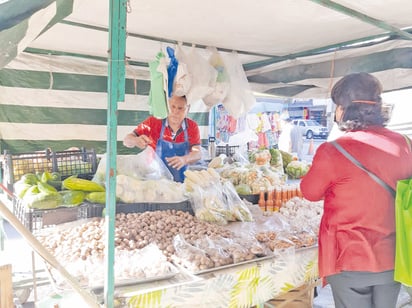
(281, 186, 288, 206)
(274, 186, 282, 211)
(258, 187, 266, 212)
(266, 186, 274, 211)
(208, 136, 216, 159)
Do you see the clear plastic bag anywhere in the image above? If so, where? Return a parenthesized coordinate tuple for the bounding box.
(202, 47, 230, 107)
(174, 44, 192, 96)
(172, 234, 215, 272)
(194, 236, 233, 267)
(221, 180, 253, 222)
(184, 46, 217, 105)
(190, 185, 229, 225)
(93, 147, 173, 184)
(221, 51, 256, 118)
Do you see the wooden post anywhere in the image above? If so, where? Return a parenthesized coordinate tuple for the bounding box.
(0, 264, 13, 308)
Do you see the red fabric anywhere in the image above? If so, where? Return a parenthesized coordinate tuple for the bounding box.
(133, 116, 200, 150)
(300, 126, 412, 282)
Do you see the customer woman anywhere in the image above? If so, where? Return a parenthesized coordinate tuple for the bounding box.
(300, 72, 412, 308)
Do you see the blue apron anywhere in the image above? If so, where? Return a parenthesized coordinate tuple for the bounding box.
(156, 119, 190, 182)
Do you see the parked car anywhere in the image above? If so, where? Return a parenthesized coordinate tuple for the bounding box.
(292, 119, 329, 139)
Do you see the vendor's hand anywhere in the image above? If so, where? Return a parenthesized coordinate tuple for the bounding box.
(124, 134, 152, 149)
(166, 156, 187, 170)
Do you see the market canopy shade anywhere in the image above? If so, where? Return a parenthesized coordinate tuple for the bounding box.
(1, 0, 412, 99)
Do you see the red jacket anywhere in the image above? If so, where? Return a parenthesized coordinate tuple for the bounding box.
(301, 126, 412, 282)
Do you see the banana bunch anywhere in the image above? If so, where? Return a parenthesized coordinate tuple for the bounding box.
(183, 168, 221, 191)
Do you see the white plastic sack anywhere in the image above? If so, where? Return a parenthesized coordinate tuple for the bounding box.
(174, 44, 192, 97)
(221, 51, 256, 118)
(202, 47, 230, 107)
(185, 46, 217, 105)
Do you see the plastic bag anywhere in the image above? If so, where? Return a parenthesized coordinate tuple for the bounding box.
(174, 44, 192, 96)
(166, 46, 178, 97)
(172, 234, 215, 272)
(184, 46, 217, 105)
(116, 175, 186, 203)
(93, 148, 173, 183)
(221, 51, 256, 118)
(194, 236, 233, 267)
(148, 51, 168, 118)
(395, 177, 412, 286)
(202, 47, 230, 107)
(221, 180, 253, 222)
(190, 185, 229, 225)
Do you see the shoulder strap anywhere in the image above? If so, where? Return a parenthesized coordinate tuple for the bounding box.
(404, 135, 412, 152)
(330, 141, 396, 198)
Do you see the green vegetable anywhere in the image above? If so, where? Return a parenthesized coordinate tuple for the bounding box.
(40, 171, 53, 183)
(23, 185, 62, 209)
(59, 190, 85, 207)
(47, 180, 63, 191)
(51, 172, 62, 181)
(20, 173, 39, 185)
(285, 161, 310, 179)
(63, 176, 105, 192)
(37, 181, 58, 194)
(235, 183, 252, 195)
(85, 192, 106, 204)
(269, 148, 282, 167)
(13, 180, 32, 199)
(279, 150, 293, 172)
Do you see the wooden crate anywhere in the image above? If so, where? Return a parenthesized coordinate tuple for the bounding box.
(262, 280, 320, 308)
(0, 264, 13, 308)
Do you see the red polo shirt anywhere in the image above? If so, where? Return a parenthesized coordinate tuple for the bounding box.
(133, 116, 200, 150)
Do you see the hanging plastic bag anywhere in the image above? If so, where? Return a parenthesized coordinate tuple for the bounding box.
(148, 51, 168, 118)
(185, 46, 217, 105)
(221, 51, 256, 118)
(166, 46, 178, 97)
(174, 44, 192, 96)
(394, 177, 412, 286)
(203, 47, 230, 107)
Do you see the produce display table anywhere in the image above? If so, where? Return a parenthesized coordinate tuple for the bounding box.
(37, 245, 317, 307)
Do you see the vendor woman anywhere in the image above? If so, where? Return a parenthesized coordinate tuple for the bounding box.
(123, 95, 202, 182)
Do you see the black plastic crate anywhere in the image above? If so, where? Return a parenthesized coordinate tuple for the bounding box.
(3, 149, 53, 185)
(52, 148, 98, 179)
(84, 199, 194, 218)
(12, 197, 89, 232)
(215, 145, 239, 157)
(2, 148, 98, 194)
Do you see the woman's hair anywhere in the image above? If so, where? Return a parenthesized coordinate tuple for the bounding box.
(331, 72, 385, 131)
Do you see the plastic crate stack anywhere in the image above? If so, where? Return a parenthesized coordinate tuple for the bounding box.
(1, 147, 99, 232)
(2, 148, 98, 194)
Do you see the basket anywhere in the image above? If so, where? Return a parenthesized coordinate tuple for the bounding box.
(215, 145, 239, 157)
(12, 197, 90, 232)
(2, 148, 98, 194)
(85, 199, 194, 218)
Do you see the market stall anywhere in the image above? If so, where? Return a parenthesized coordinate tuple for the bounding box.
(8, 1, 412, 306)
(1, 143, 319, 307)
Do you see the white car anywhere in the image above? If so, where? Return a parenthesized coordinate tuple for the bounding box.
(292, 119, 329, 139)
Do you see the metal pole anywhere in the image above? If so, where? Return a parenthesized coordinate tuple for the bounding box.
(106, 0, 126, 306)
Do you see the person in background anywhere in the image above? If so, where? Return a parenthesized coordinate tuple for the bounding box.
(300, 72, 412, 308)
(123, 95, 202, 182)
(277, 117, 293, 153)
(290, 121, 304, 159)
